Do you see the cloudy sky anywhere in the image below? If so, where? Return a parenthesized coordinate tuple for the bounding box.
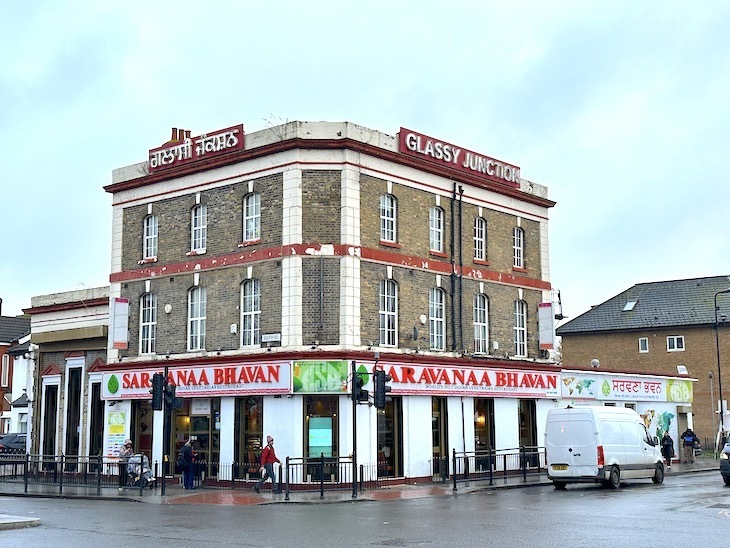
(1, 1, 728, 324)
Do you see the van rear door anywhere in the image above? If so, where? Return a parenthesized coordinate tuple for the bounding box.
(546, 411, 599, 478)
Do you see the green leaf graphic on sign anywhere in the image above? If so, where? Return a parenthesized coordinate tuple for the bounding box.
(108, 375, 119, 394)
(601, 380, 611, 396)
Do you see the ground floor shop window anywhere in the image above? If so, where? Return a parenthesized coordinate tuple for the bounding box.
(235, 396, 263, 479)
(174, 397, 221, 479)
(377, 396, 402, 477)
(305, 395, 339, 481)
(432, 397, 448, 479)
(474, 398, 495, 451)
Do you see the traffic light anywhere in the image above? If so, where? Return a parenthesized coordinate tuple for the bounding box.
(150, 373, 164, 410)
(374, 369, 392, 409)
(352, 371, 368, 403)
(164, 382, 176, 409)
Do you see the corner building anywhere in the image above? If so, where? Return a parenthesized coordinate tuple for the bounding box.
(104, 121, 557, 483)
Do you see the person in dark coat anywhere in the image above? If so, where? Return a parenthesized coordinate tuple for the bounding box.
(180, 438, 195, 489)
(661, 431, 674, 468)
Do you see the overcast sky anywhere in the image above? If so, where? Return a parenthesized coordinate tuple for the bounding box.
(1, 1, 729, 325)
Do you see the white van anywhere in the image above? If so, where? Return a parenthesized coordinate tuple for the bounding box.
(545, 406, 664, 489)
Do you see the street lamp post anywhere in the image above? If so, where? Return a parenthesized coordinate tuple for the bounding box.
(714, 288, 730, 449)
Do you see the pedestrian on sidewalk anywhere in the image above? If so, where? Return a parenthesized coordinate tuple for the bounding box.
(254, 435, 281, 493)
(179, 438, 196, 489)
(661, 431, 674, 468)
(118, 439, 133, 488)
(680, 428, 698, 464)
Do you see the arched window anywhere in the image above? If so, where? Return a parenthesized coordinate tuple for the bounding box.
(191, 204, 207, 252)
(241, 279, 261, 347)
(379, 194, 397, 243)
(513, 299, 527, 357)
(143, 214, 158, 260)
(429, 287, 446, 351)
(188, 286, 207, 351)
(243, 193, 261, 242)
(139, 293, 157, 354)
(379, 279, 398, 347)
(473, 293, 489, 354)
(473, 217, 487, 262)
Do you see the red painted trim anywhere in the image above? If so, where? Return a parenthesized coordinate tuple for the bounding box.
(23, 298, 109, 315)
(41, 363, 62, 376)
(64, 351, 84, 359)
(88, 357, 107, 372)
(104, 137, 556, 209)
(109, 243, 552, 291)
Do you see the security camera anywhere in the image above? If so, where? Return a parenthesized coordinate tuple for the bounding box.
(590, 359, 600, 368)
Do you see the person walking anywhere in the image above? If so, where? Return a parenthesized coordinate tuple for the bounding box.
(179, 438, 196, 489)
(254, 435, 281, 493)
(118, 439, 133, 489)
(661, 431, 674, 468)
(680, 428, 698, 464)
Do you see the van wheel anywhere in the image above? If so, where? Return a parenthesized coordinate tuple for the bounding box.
(553, 481, 567, 490)
(652, 464, 664, 484)
(608, 466, 620, 489)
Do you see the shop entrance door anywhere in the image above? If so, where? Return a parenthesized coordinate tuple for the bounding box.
(432, 397, 448, 480)
(377, 396, 402, 477)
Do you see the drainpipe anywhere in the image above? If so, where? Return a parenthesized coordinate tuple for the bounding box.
(458, 185, 464, 353)
(450, 182, 457, 351)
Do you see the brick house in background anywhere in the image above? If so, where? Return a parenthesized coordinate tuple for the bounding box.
(0, 307, 31, 433)
(556, 276, 730, 449)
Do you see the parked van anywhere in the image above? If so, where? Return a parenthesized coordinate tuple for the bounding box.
(545, 406, 664, 489)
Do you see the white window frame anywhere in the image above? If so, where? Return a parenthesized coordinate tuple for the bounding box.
(241, 279, 261, 347)
(473, 217, 487, 261)
(243, 193, 261, 242)
(188, 286, 207, 351)
(513, 300, 527, 357)
(429, 206, 444, 253)
(379, 279, 398, 347)
(139, 293, 157, 354)
(1, 354, 8, 387)
(639, 337, 649, 353)
(143, 214, 158, 260)
(429, 287, 446, 351)
(191, 204, 207, 253)
(473, 293, 489, 354)
(667, 335, 685, 352)
(513, 227, 524, 268)
(380, 194, 397, 243)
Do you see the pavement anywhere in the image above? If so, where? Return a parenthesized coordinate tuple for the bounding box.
(0, 456, 720, 530)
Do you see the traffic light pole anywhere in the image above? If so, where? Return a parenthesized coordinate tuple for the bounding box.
(161, 364, 170, 496)
(351, 360, 358, 499)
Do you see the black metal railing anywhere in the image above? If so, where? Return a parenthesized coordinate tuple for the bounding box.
(451, 446, 546, 489)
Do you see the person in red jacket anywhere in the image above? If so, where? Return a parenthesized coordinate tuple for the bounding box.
(254, 435, 281, 493)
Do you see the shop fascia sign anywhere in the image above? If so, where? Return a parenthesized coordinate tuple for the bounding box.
(399, 128, 520, 188)
(371, 363, 559, 398)
(561, 373, 694, 403)
(101, 362, 291, 399)
(147, 123, 244, 173)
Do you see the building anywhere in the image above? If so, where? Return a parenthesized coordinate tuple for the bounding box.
(35, 121, 563, 483)
(0, 307, 30, 434)
(556, 275, 730, 449)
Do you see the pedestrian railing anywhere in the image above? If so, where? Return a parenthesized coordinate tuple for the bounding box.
(451, 446, 546, 489)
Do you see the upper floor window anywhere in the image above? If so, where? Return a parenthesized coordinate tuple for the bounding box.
(429, 206, 444, 253)
(473, 293, 489, 354)
(241, 279, 261, 347)
(513, 299, 527, 357)
(513, 227, 524, 268)
(1, 354, 8, 387)
(139, 293, 157, 354)
(380, 194, 397, 243)
(143, 214, 158, 260)
(639, 337, 649, 353)
(188, 286, 207, 351)
(191, 204, 207, 253)
(667, 335, 685, 352)
(429, 287, 446, 351)
(473, 217, 487, 262)
(379, 279, 398, 347)
(243, 193, 261, 242)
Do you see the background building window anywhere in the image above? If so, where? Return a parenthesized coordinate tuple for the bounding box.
(429, 287, 446, 351)
(429, 206, 444, 252)
(1, 354, 8, 387)
(241, 279, 261, 347)
(191, 204, 207, 252)
(639, 337, 649, 353)
(667, 335, 685, 352)
(243, 193, 261, 241)
(139, 293, 157, 354)
(473, 217, 487, 261)
(379, 279, 398, 347)
(188, 286, 207, 351)
(473, 294, 489, 354)
(513, 299, 527, 357)
(380, 194, 397, 243)
(143, 214, 158, 259)
(513, 227, 524, 268)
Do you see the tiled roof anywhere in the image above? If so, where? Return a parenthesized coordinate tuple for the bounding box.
(0, 316, 30, 344)
(556, 276, 730, 335)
